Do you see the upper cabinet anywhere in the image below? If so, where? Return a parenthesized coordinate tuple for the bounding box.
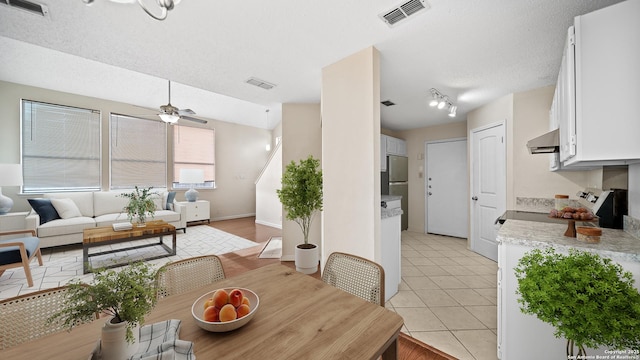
(386, 136, 407, 157)
(555, 0, 640, 167)
(381, 135, 407, 172)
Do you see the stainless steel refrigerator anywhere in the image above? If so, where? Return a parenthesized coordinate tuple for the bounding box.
(382, 155, 408, 230)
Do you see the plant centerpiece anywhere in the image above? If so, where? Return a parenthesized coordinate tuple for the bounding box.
(277, 155, 323, 274)
(514, 248, 640, 358)
(48, 261, 159, 359)
(120, 186, 158, 226)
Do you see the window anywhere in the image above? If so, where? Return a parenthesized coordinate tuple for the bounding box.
(173, 125, 215, 189)
(110, 114, 167, 189)
(21, 100, 101, 193)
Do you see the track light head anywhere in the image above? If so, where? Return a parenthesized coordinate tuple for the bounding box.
(448, 105, 457, 117)
(437, 97, 447, 109)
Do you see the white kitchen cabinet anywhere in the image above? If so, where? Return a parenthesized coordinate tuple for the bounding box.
(556, 0, 640, 167)
(177, 200, 210, 224)
(385, 135, 407, 157)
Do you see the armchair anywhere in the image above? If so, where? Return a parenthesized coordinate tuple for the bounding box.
(0, 229, 43, 287)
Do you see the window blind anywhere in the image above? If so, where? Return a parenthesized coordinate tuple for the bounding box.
(173, 125, 215, 189)
(110, 114, 167, 189)
(21, 100, 101, 192)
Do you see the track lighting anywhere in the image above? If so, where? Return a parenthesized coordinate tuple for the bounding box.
(428, 88, 457, 117)
(86, 0, 181, 21)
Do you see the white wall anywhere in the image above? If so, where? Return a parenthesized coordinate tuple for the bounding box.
(0, 80, 270, 220)
(321, 46, 381, 265)
(280, 103, 322, 261)
(255, 142, 282, 229)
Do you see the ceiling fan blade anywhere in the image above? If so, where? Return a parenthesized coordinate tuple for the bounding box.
(178, 108, 196, 115)
(180, 115, 208, 124)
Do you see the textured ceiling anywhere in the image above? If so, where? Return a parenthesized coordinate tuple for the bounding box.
(0, 0, 624, 130)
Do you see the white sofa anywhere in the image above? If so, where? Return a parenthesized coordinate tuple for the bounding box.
(25, 190, 187, 248)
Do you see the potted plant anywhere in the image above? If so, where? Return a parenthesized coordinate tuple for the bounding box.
(120, 186, 158, 226)
(514, 248, 640, 358)
(48, 261, 159, 359)
(277, 155, 323, 274)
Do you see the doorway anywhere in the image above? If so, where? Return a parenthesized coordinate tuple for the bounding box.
(425, 138, 468, 238)
(470, 122, 506, 261)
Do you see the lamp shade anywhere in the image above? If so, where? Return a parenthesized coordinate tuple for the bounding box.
(179, 169, 205, 184)
(0, 164, 23, 186)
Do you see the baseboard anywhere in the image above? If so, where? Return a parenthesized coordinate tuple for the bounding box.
(254, 219, 282, 229)
(211, 213, 256, 221)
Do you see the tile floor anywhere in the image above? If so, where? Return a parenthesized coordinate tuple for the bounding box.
(387, 231, 498, 360)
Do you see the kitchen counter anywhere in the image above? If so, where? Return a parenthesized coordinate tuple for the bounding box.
(497, 219, 640, 262)
(381, 195, 403, 219)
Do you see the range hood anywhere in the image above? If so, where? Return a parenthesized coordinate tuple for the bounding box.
(526, 128, 560, 154)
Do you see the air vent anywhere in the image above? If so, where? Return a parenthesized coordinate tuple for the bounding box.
(380, 0, 429, 27)
(381, 100, 396, 107)
(246, 77, 276, 90)
(0, 0, 49, 16)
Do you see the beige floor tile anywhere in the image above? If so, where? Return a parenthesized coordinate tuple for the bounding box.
(464, 265, 498, 275)
(393, 307, 447, 331)
(427, 257, 454, 266)
(418, 250, 446, 258)
(455, 275, 496, 289)
(389, 290, 426, 307)
(411, 331, 475, 360)
(403, 276, 439, 290)
(430, 306, 486, 330)
(405, 257, 437, 266)
(475, 288, 498, 305)
(465, 305, 497, 329)
(453, 329, 499, 360)
(414, 289, 457, 307)
(428, 275, 468, 289)
(441, 265, 472, 276)
(416, 265, 451, 276)
(398, 279, 411, 291)
(402, 249, 425, 258)
(401, 265, 424, 277)
(445, 289, 494, 306)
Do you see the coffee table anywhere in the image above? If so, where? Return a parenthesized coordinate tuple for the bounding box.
(82, 220, 176, 274)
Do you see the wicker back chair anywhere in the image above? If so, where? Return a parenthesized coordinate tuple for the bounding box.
(321, 252, 385, 306)
(0, 285, 97, 350)
(156, 255, 226, 300)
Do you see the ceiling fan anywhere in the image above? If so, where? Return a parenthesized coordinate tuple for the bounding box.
(156, 80, 207, 125)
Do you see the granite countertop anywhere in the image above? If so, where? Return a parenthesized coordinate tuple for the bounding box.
(497, 219, 640, 263)
(381, 195, 403, 219)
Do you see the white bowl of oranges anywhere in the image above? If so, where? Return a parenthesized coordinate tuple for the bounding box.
(191, 288, 259, 332)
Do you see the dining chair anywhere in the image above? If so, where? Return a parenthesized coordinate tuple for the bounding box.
(0, 229, 43, 287)
(0, 285, 97, 350)
(155, 254, 226, 299)
(321, 252, 385, 306)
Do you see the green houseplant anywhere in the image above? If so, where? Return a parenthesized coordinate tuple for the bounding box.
(514, 248, 640, 357)
(276, 155, 323, 274)
(120, 186, 158, 226)
(48, 261, 159, 358)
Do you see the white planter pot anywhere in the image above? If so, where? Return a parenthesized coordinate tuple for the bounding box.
(101, 317, 139, 360)
(295, 243, 319, 274)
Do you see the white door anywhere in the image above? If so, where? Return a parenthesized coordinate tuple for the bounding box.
(470, 123, 506, 261)
(425, 139, 468, 238)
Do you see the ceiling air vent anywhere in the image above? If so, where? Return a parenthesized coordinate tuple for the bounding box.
(0, 0, 49, 17)
(246, 77, 276, 90)
(381, 100, 396, 107)
(380, 0, 429, 27)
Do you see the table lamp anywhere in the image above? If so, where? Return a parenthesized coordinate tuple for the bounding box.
(0, 164, 23, 215)
(180, 169, 205, 202)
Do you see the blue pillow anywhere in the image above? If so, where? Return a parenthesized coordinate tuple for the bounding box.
(28, 198, 61, 225)
(166, 191, 176, 210)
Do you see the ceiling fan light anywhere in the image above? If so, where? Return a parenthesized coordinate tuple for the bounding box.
(159, 113, 179, 123)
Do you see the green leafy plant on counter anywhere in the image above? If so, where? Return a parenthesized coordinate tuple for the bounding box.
(514, 248, 640, 357)
(48, 261, 160, 343)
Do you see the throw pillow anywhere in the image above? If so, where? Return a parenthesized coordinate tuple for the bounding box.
(166, 191, 176, 210)
(50, 198, 83, 219)
(27, 198, 61, 225)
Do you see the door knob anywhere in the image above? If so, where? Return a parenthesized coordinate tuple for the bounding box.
(472, 196, 478, 201)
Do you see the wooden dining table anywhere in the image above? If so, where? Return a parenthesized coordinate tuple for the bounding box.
(0, 263, 404, 359)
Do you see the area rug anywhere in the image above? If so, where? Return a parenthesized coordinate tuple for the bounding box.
(0, 225, 259, 300)
(258, 236, 282, 259)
